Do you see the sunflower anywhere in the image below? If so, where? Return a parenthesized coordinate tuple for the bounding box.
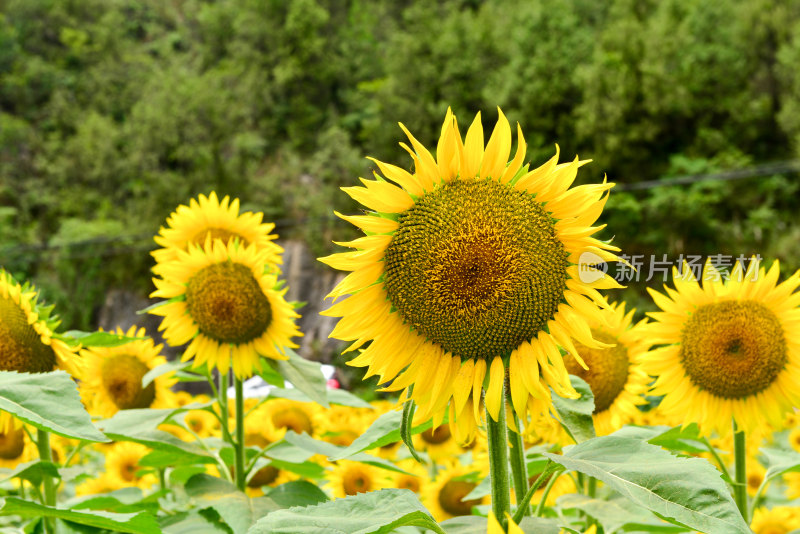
(320, 108, 621, 437)
(641, 259, 800, 437)
(259, 399, 321, 438)
(105, 442, 157, 490)
(246, 463, 298, 496)
(750, 506, 800, 534)
(325, 460, 387, 498)
(76, 473, 121, 496)
(153, 191, 282, 267)
(562, 301, 650, 436)
(0, 423, 35, 469)
(412, 423, 462, 462)
(79, 326, 176, 418)
(421, 460, 488, 522)
(150, 239, 302, 378)
(0, 269, 80, 380)
(387, 459, 429, 494)
(747, 459, 767, 496)
(314, 405, 373, 447)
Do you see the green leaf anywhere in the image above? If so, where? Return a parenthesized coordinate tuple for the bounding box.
(613, 424, 707, 455)
(0, 460, 59, 486)
(274, 348, 328, 408)
(0, 497, 160, 534)
(462, 474, 491, 501)
(61, 330, 143, 348)
(760, 447, 800, 482)
(0, 371, 108, 442)
(437, 515, 485, 533)
(258, 360, 285, 388)
(263, 481, 329, 509)
(517, 517, 561, 534)
(247, 489, 444, 534)
(558, 494, 689, 533)
(551, 375, 596, 444)
(268, 387, 372, 409)
(160, 510, 231, 534)
(141, 361, 190, 388)
(330, 409, 435, 460)
(282, 432, 409, 474)
(186, 474, 253, 534)
(543, 436, 751, 534)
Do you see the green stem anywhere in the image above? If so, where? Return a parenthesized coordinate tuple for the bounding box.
(702, 436, 732, 482)
(217, 370, 233, 444)
(234, 375, 247, 491)
(35, 429, 56, 534)
(512, 461, 559, 524)
(486, 383, 511, 530)
(733, 420, 748, 521)
(506, 399, 529, 516)
(587, 477, 597, 498)
(534, 472, 561, 517)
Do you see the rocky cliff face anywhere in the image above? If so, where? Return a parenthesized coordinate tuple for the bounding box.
(97, 239, 347, 363)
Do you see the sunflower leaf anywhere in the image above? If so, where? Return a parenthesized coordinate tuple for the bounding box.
(185, 474, 253, 534)
(0, 370, 108, 442)
(329, 408, 438, 460)
(0, 497, 160, 534)
(760, 447, 800, 482)
(141, 360, 190, 388)
(557, 494, 689, 534)
(274, 347, 329, 408)
(246, 489, 444, 534)
(543, 436, 751, 534)
(551, 375, 596, 444)
(282, 432, 410, 474)
(0, 460, 59, 486)
(60, 330, 144, 348)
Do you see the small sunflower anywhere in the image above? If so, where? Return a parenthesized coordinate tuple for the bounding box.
(0, 423, 35, 469)
(325, 460, 387, 498)
(314, 405, 372, 447)
(320, 108, 621, 437)
(562, 301, 650, 436)
(747, 459, 766, 497)
(260, 398, 321, 438)
(750, 506, 800, 534)
(0, 269, 80, 379)
(412, 423, 461, 462)
(641, 259, 800, 437)
(150, 239, 301, 378)
(80, 326, 176, 418)
(105, 442, 157, 490)
(246, 463, 298, 496)
(76, 473, 121, 496)
(387, 459, 429, 494)
(421, 461, 488, 522)
(153, 191, 282, 267)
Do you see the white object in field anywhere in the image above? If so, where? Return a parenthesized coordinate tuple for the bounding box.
(227, 364, 337, 398)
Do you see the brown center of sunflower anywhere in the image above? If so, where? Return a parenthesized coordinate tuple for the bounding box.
(189, 228, 249, 249)
(101, 354, 156, 410)
(396, 475, 420, 493)
(421, 425, 451, 445)
(343, 466, 372, 495)
(0, 296, 56, 373)
(0, 426, 25, 460)
(438, 478, 481, 516)
(565, 330, 629, 413)
(680, 300, 786, 399)
(271, 408, 313, 435)
(249, 465, 279, 488)
(121, 459, 138, 482)
(747, 472, 764, 493)
(383, 180, 568, 360)
(185, 262, 272, 344)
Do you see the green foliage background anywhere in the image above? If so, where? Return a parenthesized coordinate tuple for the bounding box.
(2, 0, 800, 328)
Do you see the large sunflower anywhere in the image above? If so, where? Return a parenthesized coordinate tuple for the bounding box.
(562, 301, 650, 436)
(641, 259, 800, 437)
(150, 239, 302, 378)
(153, 191, 282, 267)
(0, 269, 80, 380)
(320, 108, 621, 436)
(80, 326, 176, 418)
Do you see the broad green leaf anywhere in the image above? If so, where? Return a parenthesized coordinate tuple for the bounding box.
(437, 515, 485, 533)
(141, 361, 190, 388)
(330, 409, 437, 460)
(558, 494, 688, 533)
(0, 460, 59, 486)
(140, 448, 214, 468)
(258, 360, 285, 388)
(247, 489, 444, 534)
(263, 439, 314, 464)
(0, 371, 108, 442)
(543, 436, 751, 534)
(283, 432, 409, 474)
(263, 481, 329, 509)
(61, 330, 143, 348)
(274, 348, 328, 408)
(268, 458, 326, 480)
(613, 424, 707, 455)
(0, 497, 160, 534)
(160, 510, 231, 534)
(267, 387, 372, 409)
(760, 447, 800, 482)
(517, 517, 561, 534)
(186, 474, 253, 534)
(462, 474, 491, 500)
(551, 375, 595, 444)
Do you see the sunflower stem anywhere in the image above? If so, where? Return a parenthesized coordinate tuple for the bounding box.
(35, 429, 56, 534)
(733, 421, 748, 521)
(534, 472, 560, 517)
(486, 383, 511, 531)
(506, 403, 530, 516)
(234, 375, 247, 492)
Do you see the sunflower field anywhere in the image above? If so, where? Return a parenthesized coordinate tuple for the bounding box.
(4, 1, 800, 534)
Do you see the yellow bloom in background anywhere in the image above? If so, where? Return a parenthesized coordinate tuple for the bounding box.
(387, 459, 429, 494)
(325, 460, 387, 498)
(747, 459, 767, 497)
(314, 405, 372, 447)
(80, 326, 176, 418)
(528, 471, 577, 508)
(259, 398, 321, 438)
(0, 423, 35, 469)
(784, 472, 800, 500)
(421, 460, 488, 522)
(788, 428, 800, 452)
(75, 473, 121, 496)
(150, 239, 301, 378)
(563, 301, 650, 436)
(320, 108, 621, 440)
(750, 506, 800, 534)
(105, 442, 157, 490)
(641, 259, 800, 437)
(153, 191, 282, 267)
(0, 269, 81, 381)
(412, 423, 461, 462)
